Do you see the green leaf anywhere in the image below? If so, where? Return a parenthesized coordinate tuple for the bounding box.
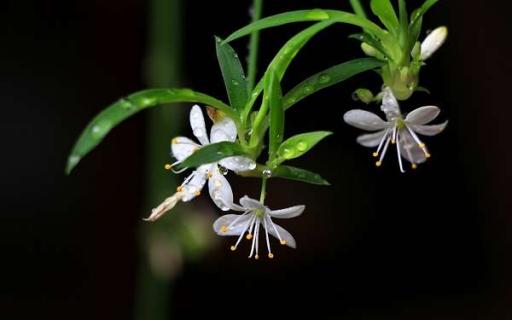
(350, 33, 391, 59)
(224, 9, 388, 44)
(283, 58, 384, 110)
(370, 0, 400, 35)
(66, 88, 234, 174)
(272, 131, 332, 166)
(265, 71, 284, 159)
(409, 0, 439, 43)
(238, 164, 330, 186)
(244, 21, 335, 117)
(175, 142, 249, 170)
(215, 36, 249, 111)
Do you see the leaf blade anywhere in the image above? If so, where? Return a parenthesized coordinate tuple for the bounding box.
(266, 70, 284, 159)
(274, 131, 332, 165)
(215, 36, 249, 112)
(66, 88, 233, 174)
(239, 164, 330, 186)
(370, 0, 400, 35)
(175, 141, 249, 170)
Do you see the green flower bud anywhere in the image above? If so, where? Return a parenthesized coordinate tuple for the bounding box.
(352, 88, 374, 104)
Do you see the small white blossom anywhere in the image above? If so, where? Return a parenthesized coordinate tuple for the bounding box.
(145, 105, 256, 221)
(420, 26, 448, 60)
(343, 87, 448, 172)
(213, 196, 305, 259)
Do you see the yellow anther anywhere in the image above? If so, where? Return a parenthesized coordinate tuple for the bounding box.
(411, 163, 418, 170)
(171, 138, 179, 145)
(207, 172, 213, 178)
(391, 140, 396, 144)
(372, 152, 379, 157)
(375, 161, 382, 167)
(194, 191, 201, 196)
(255, 255, 259, 260)
(220, 225, 228, 233)
(176, 186, 184, 192)
(246, 233, 253, 240)
(425, 153, 431, 158)
(230, 245, 236, 251)
(280, 240, 287, 245)
(268, 253, 274, 259)
(419, 143, 426, 148)
(164, 163, 173, 170)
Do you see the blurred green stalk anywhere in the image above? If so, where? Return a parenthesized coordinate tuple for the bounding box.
(134, 0, 182, 319)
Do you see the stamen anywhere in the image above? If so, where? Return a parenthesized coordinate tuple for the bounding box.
(280, 240, 287, 245)
(411, 163, 418, 169)
(374, 128, 391, 158)
(232, 215, 255, 251)
(248, 219, 258, 259)
(220, 225, 228, 233)
(230, 245, 236, 251)
(406, 125, 430, 157)
(194, 191, 201, 196)
(254, 219, 261, 259)
(164, 163, 173, 170)
(207, 172, 213, 178)
(395, 129, 405, 173)
(225, 211, 251, 232)
(246, 233, 253, 240)
(267, 216, 284, 244)
(263, 218, 272, 258)
(376, 134, 392, 167)
(391, 125, 397, 144)
(176, 186, 184, 192)
(268, 253, 274, 259)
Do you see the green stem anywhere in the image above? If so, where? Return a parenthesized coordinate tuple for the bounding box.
(349, 0, 367, 18)
(247, 0, 263, 92)
(259, 177, 268, 203)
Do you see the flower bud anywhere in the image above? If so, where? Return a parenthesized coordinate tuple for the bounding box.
(352, 88, 374, 104)
(420, 26, 448, 60)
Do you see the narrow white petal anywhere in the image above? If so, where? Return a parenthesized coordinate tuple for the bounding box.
(213, 214, 252, 236)
(189, 105, 210, 145)
(210, 117, 237, 143)
(266, 220, 297, 249)
(239, 196, 264, 210)
(171, 136, 200, 161)
(405, 106, 440, 125)
(181, 165, 210, 202)
(343, 110, 388, 131)
(411, 121, 448, 136)
(219, 156, 256, 172)
(208, 166, 234, 211)
(356, 130, 387, 147)
(421, 26, 448, 60)
(269, 205, 305, 219)
(399, 129, 427, 164)
(381, 87, 401, 119)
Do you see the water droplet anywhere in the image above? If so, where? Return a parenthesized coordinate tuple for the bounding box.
(263, 169, 272, 178)
(68, 155, 81, 168)
(231, 79, 240, 86)
(181, 89, 195, 96)
(296, 141, 308, 152)
(91, 120, 112, 139)
(119, 99, 134, 110)
(279, 148, 295, 159)
(303, 86, 314, 94)
(352, 92, 360, 101)
(306, 9, 329, 20)
(286, 98, 296, 105)
(318, 74, 331, 84)
(218, 164, 228, 175)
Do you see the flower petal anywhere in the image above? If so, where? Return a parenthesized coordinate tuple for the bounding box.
(405, 106, 440, 125)
(210, 117, 237, 143)
(343, 110, 388, 131)
(421, 26, 448, 60)
(213, 214, 252, 236)
(411, 121, 448, 136)
(181, 165, 210, 202)
(208, 166, 234, 211)
(269, 205, 305, 219)
(399, 130, 427, 164)
(266, 218, 297, 249)
(171, 136, 201, 161)
(239, 196, 264, 210)
(189, 105, 210, 145)
(381, 87, 401, 119)
(219, 156, 256, 172)
(356, 130, 387, 147)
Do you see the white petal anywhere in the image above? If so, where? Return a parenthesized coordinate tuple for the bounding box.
(213, 214, 252, 236)
(239, 196, 264, 210)
(266, 219, 297, 249)
(208, 166, 234, 211)
(421, 26, 448, 60)
(181, 165, 209, 202)
(210, 117, 237, 143)
(171, 136, 201, 161)
(189, 105, 210, 145)
(411, 121, 448, 136)
(343, 110, 388, 131)
(269, 205, 305, 219)
(405, 106, 440, 125)
(399, 130, 427, 164)
(380, 87, 401, 120)
(219, 156, 256, 172)
(356, 130, 387, 147)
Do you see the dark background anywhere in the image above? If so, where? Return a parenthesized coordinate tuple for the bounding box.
(1, 0, 511, 319)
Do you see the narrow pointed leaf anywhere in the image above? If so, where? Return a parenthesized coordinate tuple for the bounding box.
(266, 71, 284, 159)
(283, 58, 384, 110)
(349, 33, 391, 59)
(224, 9, 388, 43)
(370, 0, 399, 35)
(175, 142, 249, 170)
(215, 36, 249, 111)
(274, 131, 332, 165)
(238, 164, 330, 186)
(66, 89, 233, 174)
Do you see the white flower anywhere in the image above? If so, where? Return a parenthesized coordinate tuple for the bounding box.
(213, 196, 305, 259)
(145, 105, 256, 221)
(420, 26, 448, 61)
(343, 87, 448, 172)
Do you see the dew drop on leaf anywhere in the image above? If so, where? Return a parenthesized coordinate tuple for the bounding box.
(306, 9, 329, 20)
(68, 155, 81, 168)
(279, 148, 295, 159)
(119, 99, 134, 110)
(263, 169, 272, 178)
(303, 86, 314, 94)
(91, 120, 112, 139)
(318, 74, 331, 84)
(231, 79, 240, 86)
(296, 141, 308, 152)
